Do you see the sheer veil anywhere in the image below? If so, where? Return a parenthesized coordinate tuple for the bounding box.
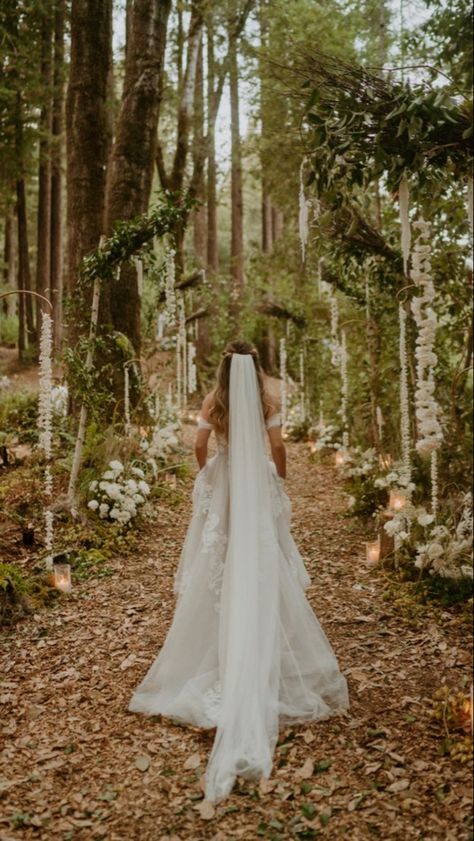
(204, 352, 281, 802)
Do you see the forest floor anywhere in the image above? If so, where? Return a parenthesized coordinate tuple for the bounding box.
(0, 423, 472, 841)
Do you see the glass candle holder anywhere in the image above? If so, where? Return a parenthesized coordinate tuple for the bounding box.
(334, 450, 347, 467)
(365, 538, 381, 565)
(53, 562, 72, 593)
(389, 489, 407, 511)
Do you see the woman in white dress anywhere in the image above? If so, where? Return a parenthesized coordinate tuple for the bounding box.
(128, 340, 349, 802)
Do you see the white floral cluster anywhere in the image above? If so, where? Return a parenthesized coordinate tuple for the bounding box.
(143, 421, 181, 460)
(310, 421, 341, 451)
(384, 493, 473, 580)
(374, 461, 416, 496)
(410, 219, 443, 457)
(51, 384, 68, 417)
(341, 447, 378, 478)
(88, 460, 151, 525)
(0, 375, 11, 391)
(384, 501, 434, 546)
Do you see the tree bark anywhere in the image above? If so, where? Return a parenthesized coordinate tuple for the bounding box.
(102, 0, 171, 357)
(229, 34, 244, 300)
(16, 177, 35, 352)
(66, 0, 113, 346)
(206, 17, 219, 275)
(192, 37, 206, 265)
(35, 7, 53, 333)
(3, 209, 16, 319)
(50, 0, 65, 352)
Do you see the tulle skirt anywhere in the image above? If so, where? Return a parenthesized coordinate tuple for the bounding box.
(128, 450, 349, 734)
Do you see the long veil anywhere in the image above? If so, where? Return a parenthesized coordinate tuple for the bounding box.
(204, 353, 281, 802)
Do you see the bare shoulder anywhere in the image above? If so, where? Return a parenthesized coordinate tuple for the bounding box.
(263, 375, 281, 413)
(200, 391, 215, 420)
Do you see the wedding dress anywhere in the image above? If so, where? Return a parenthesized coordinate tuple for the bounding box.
(128, 354, 349, 802)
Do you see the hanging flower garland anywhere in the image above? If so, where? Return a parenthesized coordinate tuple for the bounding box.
(188, 342, 197, 394)
(279, 337, 288, 427)
(399, 176, 411, 274)
(175, 295, 187, 410)
(399, 302, 412, 481)
(467, 176, 473, 237)
(133, 257, 144, 298)
(38, 311, 54, 571)
(165, 248, 177, 326)
(410, 218, 443, 457)
(124, 364, 131, 435)
(299, 346, 306, 422)
(298, 159, 309, 262)
(329, 287, 341, 367)
(340, 329, 349, 449)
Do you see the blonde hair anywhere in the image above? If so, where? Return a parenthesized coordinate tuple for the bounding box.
(209, 340, 274, 438)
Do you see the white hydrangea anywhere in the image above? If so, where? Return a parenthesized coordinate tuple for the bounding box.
(88, 459, 152, 527)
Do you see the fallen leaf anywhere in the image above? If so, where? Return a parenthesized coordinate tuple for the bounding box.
(296, 758, 314, 779)
(135, 755, 150, 772)
(195, 799, 215, 819)
(183, 752, 201, 770)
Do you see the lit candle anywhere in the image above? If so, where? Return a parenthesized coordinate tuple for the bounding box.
(389, 489, 407, 511)
(53, 562, 72, 593)
(335, 450, 347, 467)
(378, 452, 393, 470)
(365, 538, 381, 565)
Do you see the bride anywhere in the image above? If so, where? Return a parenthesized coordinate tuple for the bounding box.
(128, 339, 349, 802)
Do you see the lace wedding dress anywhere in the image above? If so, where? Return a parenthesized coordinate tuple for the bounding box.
(128, 355, 349, 802)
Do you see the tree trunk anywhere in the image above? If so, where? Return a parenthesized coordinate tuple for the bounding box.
(102, 0, 171, 358)
(229, 35, 244, 301)
(66, 0, 113, 347)
(192, 37, 206, 265)
(206, 18, 219, 275)
(16, 177, 35, 352)
(3, 208, 16, 319)
(35, 7, 53, 333)
(50, 0, 65, 352)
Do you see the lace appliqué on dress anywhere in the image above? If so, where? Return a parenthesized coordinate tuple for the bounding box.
(203, 680, 222, 724)
(202, 512, 228, 612)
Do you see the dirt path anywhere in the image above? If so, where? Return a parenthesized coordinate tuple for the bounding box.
(0, 427, 472, 841)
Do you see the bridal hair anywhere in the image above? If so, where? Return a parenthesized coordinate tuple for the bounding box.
(209, 339, 274, 437)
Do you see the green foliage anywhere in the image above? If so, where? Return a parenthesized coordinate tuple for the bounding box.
(0, 562, 31, 624)
(0, 388, 38, 442)
(303, 66, 472, 194)
(0, 313, 18, 345)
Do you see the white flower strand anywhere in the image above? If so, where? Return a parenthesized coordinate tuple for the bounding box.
(399, 176, 411, 274)
(298, 160, 309, 262)
(38, 311, 55, 571)
(329, 288, 340, 367)
(431, 449, 439, 517)
(188, 342, 197, 394)
(340, 329, 349, 449)
(467, 176, 473, 237)
(279, 337, 288, 427)
(410, 218, 443, 456)
(38, 312, 54, 457)
(165, 248, 177, 325)
(399, 302, 412, 481)
(299, 347, 306, 421)
(124, 365, 131, 434)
